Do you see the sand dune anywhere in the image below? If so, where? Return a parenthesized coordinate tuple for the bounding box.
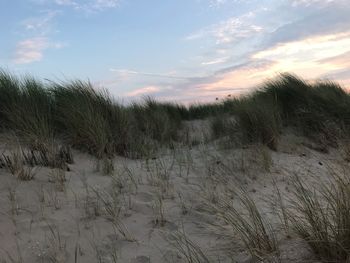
(1, 129, 345, 262)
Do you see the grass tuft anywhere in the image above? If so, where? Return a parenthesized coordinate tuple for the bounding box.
(288, 172, 350, 262)
(52, 80, 129, 159)
(212, 188, 278, 260)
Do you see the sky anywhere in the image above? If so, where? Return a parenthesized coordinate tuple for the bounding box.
(1, 0, 350, 103)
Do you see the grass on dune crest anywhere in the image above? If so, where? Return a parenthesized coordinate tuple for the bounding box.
(216, 73, 350, 149)
(234, 97, 281, 150)
(52, 80, 130, 159)
(130, 97, 186, 144)
(1, 69, 350, 157)
(0, 70, 21, 126)
(9, 77, 55, 147)
(0, 71, 59, 160)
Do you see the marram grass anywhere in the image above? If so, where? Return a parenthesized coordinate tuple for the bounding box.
(1, 69, 350, 156)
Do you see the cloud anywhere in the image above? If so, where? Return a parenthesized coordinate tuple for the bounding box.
(186, 12, 263, 45)
(319, 50, 350, 68)
(13, 9, 67, 65)
(255, 32, 350, 61)
(264, 2, 350, 47)
(164, 0, 350, 101)
(208, 0, 228, 7)
(178, 32, 350, 100)
(290, 0, 340, 7)
(13, 37, 49, 64)
(109, 69, 189, 80)
(54, 0, 120, 12)
(55, 0, 78, 8)
(201, 57, 229, 65)
(13, 37, 65, 64)
(116, 60, 276, 102)
(125, 86, 161, 97)
(205, 0, 248, 8)
(128, 28, 350, 102)
(177, 32, 350, 100)
(21, 10, 58, 35)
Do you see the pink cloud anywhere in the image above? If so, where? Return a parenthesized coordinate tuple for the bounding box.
(125, 86, 161, 97)
(13, 37, 66, 64)
(13, 37, 49, 64)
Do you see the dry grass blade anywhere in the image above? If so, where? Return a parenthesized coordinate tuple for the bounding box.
(212, 188, 277, 260)
(1, 150, 36, 181)
(165, 226, 210, 263)
(289, 172, 350, 262)
(90, 186, 135, 241)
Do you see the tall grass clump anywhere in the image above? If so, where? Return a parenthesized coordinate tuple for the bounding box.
(234, 97, 281, 150)
(0, 71, 65, 165)
(212, 189, 277, 260)
(210, 115, 237, 139)
(223, 73, 350, 149)
(0, 70, 21, 127)
(289, 173, 350, 262)
(52, 80, 129, 159)
(188, 102, 223, 119)
(5, 77, 55, 148)
(2, 68, 350, 158)
(257, 74, 350, 143)
(130, 97, 183, 144)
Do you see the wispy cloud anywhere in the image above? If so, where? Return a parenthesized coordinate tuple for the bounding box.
(14, 9, 66, 65)
(255, 32, 350, 62)
(290, 0, 340, 7)
(124, 27, 350, 102)
(21, 10, 58, 35)
(13, 37, 65, 64)
(109, 69, 189, 80)
(14, 37, 49, 64)
(319, 50, 350, 68)
(125, 86, 161, 97)
(159, 0, 350, 101)
(186, 12, 262, 44)
(206, 0, 246, 8)
(16, 0, 350, 101)
(54, 0, 120, 12)
(175, 31, 350, 100)
(264, 2, 350, 47)
(201, 57, 229, 65)
(208, 0, 228, 7)
(185, 10, 266, 69)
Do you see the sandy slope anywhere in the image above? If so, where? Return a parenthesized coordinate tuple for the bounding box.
(0, 130, 346, 262)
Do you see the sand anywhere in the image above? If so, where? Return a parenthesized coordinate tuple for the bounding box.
(0, 128, 345, 262)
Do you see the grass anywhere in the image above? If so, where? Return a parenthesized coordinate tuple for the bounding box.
(253, 74, 350, 146)
(212, 189, 278, 260)
(52, 80, 130, 159)
(165, 225, 211, 263)
(288, 172, 350, 262)
(130, 98, 181, 144)
(234, 97, 281, 149)
(3, 75, 53, 147)
(0, 70, 21, 126)
(0, 68, 350, 162)
(2, 68, 350, 261)
(0, 71, 73, 169)
(210, 114, 237, 139)
(1, 148, 37, 181)
(212, 73, 350, 150)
